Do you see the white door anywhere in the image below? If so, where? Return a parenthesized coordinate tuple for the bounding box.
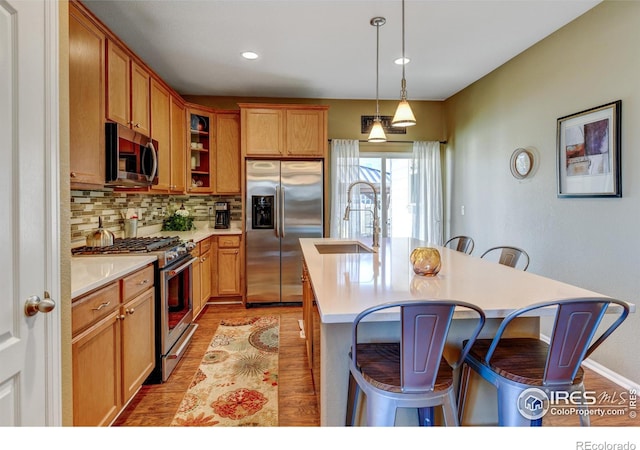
(0, 0, 61, 426)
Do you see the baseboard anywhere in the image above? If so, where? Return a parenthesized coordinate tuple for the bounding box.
(540, 333, 640, 391)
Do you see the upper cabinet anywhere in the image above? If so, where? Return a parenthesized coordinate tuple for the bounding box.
(106, 39, 150, 137)
(187, 105, 214, 194)
(169, 96, 187, 193)
(150, 79, 185, 194)
(215, 111, 241, 194)
(69, 2, 106, 189)
(240, 103, 328, 158)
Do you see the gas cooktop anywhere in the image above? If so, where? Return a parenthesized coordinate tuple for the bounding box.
(72, 236, 181, 255)
(72, 236, 196, 268)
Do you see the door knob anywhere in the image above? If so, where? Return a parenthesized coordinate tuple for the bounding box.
(24, 291, 56, 317)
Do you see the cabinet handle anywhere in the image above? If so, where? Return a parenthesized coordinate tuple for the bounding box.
(92, 301, 111, 311)
(137, 279, 149, 286)
(201, 256, 207, 262)
(126, 308, 135, 315)
(70, 172, 77, 178)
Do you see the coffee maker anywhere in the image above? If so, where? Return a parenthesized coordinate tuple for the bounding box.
(213, 201, 230, 229)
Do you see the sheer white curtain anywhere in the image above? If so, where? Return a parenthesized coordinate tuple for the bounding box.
(330, 139, 360, 238)
(411, 141, 443, 244)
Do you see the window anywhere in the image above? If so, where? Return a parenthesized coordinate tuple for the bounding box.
(358, 152, 414, 239)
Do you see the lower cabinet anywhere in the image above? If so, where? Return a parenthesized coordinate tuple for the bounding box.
(72, 264, 155, 426)
(302, 257, 320, 403)
(210, 234, 243, 300)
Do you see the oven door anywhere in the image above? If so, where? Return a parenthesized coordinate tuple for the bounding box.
(159, 255, 198, 381)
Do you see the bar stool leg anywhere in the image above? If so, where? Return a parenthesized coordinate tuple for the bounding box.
(346, 372, 359, 426)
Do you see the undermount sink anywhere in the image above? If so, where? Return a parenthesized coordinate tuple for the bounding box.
(314, 242, 374, 254)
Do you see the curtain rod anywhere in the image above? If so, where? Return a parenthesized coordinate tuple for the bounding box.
(328, 139, 447, 144)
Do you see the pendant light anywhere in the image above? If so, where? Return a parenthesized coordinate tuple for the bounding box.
(368, 17, 387, 143)
(391, 0, 416, 127)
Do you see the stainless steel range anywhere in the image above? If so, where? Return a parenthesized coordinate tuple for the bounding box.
(72, 236, 198, 383)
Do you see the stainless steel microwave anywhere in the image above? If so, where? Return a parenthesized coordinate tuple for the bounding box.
(105, 122, 158, 187)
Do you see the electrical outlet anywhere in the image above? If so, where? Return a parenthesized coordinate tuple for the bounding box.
(208, 206, 214, 216)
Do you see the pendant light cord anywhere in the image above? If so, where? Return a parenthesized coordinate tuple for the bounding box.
(375, 19, 381, 119)
(401, 0, 407, 99)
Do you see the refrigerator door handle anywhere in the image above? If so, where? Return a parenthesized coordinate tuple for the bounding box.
(280, 186, 286, 238)
(274, 188, 280, 238)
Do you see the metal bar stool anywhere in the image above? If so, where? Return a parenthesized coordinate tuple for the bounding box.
(444, 236, 475, 255)
(345, 299, 486, 426)
(457, 297, 629, 426)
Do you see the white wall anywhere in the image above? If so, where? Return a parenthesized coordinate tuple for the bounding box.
(445, 0, 640, 383)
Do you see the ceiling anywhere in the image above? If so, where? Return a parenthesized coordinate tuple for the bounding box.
(82, 0, 601, 101)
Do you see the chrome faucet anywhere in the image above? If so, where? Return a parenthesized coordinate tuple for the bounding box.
(343, 180, 380, 250)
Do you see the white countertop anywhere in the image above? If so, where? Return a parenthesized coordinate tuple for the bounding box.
(299, 237, 634, 324)
(71, 222, 242, 298)
(145, 221, 242, 244)
(71, 255, 157, 298)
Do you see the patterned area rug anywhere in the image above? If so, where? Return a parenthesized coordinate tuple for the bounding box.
(171, 316, 279, 426)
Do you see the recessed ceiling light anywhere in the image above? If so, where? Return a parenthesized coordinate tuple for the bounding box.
(242, 51, 259, 60)
(394, 57, 410, 65)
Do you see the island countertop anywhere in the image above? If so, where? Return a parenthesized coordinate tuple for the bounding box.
(299, 237, 634, 324)
(300, 237, 634, 426)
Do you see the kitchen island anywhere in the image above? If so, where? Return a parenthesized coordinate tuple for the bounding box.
(299, 237, 634, 426)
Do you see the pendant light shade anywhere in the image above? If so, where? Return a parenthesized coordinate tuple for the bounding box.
(392, 0, 416, 127)
(368, 119, 387, 142)
(368, 17, 387, 143)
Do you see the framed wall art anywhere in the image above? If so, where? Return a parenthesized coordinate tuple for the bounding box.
(557, 100, 621, 198)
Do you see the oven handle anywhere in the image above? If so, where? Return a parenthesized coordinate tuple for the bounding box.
(163, 256, 197, 277)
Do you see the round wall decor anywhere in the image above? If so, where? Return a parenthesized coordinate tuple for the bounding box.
(510, 148, 534, 179)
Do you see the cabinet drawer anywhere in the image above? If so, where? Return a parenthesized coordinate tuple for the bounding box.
(72, 282, 120, 336)
(218, 235, 240, 248)
(191, 242, 201, 258)
(200, 237, 212, 253)
(122, 264, 154, 301)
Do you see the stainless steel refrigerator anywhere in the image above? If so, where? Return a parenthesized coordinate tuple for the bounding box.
(245, 159, 323, 304)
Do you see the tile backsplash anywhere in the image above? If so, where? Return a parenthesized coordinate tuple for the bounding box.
(71, 189, 242, 242)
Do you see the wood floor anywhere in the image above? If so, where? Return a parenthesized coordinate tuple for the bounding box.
(113, 303, 637, 427)
(113, 303, 319, 426)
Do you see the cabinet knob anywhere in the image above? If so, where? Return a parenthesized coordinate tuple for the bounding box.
(117, 314, 126, 320)
(70, 172, 77, 178)
(134, 123, 140, 128)
(126, 308, 135, 315)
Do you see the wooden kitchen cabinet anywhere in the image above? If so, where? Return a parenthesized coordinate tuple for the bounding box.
(200, 237, 213, 306)
(150, 79, 171, 191)
(169, 95, 187, 193)
(106, 39, 150, 136)
(285, 108, 327, 156)
(187, 105, 214, 194)
(121, 287, 155, 404)
(302, 257, 320, 400)
(72, 264, 155, 426)
(192, 242, 202, 318)
(302, 259, 313, 368)
(150, 80, 186, 193)
(216, 235, 242, 296)
(69, 2, 106, 188)
(240, 103, 328, 158)
(215, 111, 241, 194)
(192, 238, 212, 318)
